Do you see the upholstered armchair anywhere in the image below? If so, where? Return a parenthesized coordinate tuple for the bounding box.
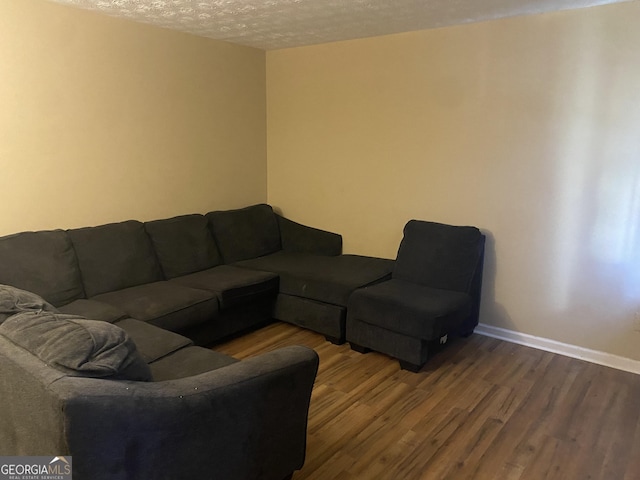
(346, 220, 485, 372)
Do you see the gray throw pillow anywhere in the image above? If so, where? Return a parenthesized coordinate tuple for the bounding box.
(0, 311, 152, 381)
(0, 284, 58, 324)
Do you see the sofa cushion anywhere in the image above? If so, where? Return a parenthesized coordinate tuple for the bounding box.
(68, 221, 164, 298)
(145, 214, 222, 279)
(347, 279, 472, 340)
(57, 299, 128, 323)
(115, 318, 193, 363)
(236, 252, 394, 307)
(92, 282, 219, 332)
(0, 284, 58, 324)
(0, 311, 152, 381)
(393, 220, 483, 293)
(149, 346, 238, 382)
(0, 230, 85, 307)
(206, 204, 281, 263)
(170, 265, 279, 310)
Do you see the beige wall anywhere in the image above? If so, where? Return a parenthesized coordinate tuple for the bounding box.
(267, 2, 640, 360)
(0, 0, 266, 235)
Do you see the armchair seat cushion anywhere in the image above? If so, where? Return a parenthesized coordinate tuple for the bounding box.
(170, 265, 279, 310)
(348, 279, 472, 341)
(93, 282, 218, 332)
(236, 252, 394, 307)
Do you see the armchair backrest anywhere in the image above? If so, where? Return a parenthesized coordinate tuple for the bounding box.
(393, 220, 485, 293)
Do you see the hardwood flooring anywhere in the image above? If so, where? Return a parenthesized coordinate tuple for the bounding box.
(214, 322, 640, 480)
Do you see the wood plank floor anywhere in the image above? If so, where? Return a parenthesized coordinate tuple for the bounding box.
(214, 322, 640, 480)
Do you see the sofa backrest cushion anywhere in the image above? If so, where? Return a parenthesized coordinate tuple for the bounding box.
(393, 220, 484, 293)
(145, 214, 222, 279)
(0, 311, 152, 381)
(206, 204, 282, 263)
(0, 284, 59, 325)
(68, 221, 163, 298)
(0, 230, 85, 307)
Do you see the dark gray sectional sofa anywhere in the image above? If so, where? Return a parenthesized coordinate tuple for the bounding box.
(0, 203, 396, 480)
(0, 203, 393, 345)
(0, 204, 394, 346)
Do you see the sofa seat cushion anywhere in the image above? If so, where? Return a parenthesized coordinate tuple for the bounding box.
(236, 252, 394, 307)
(170, 265, 279, 310)
(347, 279, 472, 340)
(58, 299, 128, 323)
(0, 284, 59, 324)
(0, 311, 152, 381)
(0, 230, 85, 307)
(115, 318, 193, 363)
(92, 282, 219, 332)
(145, 214, 222, 279)
(149, 346, 238, 381)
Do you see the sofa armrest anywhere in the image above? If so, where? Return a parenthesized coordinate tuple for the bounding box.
(276, 214, 342, 256)
(55, 345, 319, 480)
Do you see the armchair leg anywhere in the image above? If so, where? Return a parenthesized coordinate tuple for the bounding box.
(398, 360, 424, 373)
(458, 328, 475, 338)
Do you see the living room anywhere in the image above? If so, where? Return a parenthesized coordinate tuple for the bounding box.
(3, 0, 638, 370)
(1, 0, 639, 478)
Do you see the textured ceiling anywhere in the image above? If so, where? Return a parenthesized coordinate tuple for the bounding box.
(48, 0, 632, 50)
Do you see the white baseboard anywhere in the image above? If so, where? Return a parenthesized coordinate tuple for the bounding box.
(474, 323, 640, 375)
